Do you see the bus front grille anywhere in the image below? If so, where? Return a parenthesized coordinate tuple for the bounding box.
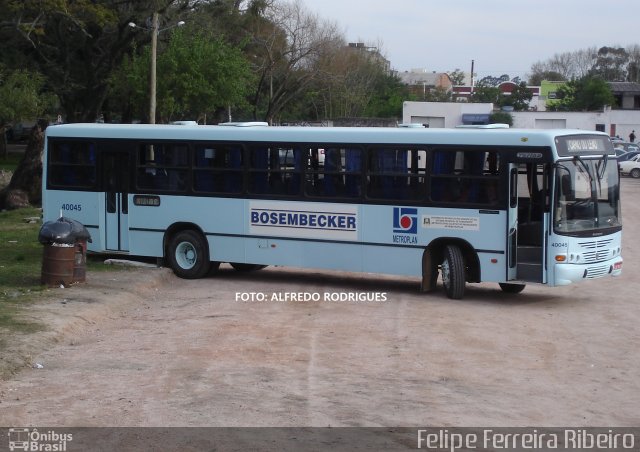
(584, 264, 610, 279)
(577, 238, 613, 264)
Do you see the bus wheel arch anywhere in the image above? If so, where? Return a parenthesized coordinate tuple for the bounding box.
(424, 239, 481, 299)
(164, 224, 217, 278)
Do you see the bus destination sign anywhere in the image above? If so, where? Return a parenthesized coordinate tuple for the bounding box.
(555, 135, 613, 157)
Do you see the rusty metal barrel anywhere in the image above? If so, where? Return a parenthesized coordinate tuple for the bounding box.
(73, 239, 87, 283)
(39, 217, 92, 287)
(41, 244, 76, 287)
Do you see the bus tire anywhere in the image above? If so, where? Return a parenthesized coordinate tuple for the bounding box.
(441, 244, 466, 299)
(167, 230, 210, 279)
(499, 283, 526, 294)
(230, 263, 267, 272)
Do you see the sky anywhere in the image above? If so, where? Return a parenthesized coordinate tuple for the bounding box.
(301, 0, 639, 80)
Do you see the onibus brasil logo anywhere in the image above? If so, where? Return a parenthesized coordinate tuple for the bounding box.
(8, 428, 73, 451)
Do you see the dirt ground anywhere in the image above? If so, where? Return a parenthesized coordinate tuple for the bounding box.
(0, 180, 639, 430)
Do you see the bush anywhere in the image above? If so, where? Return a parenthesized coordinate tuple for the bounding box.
(489, 111, 513, 126)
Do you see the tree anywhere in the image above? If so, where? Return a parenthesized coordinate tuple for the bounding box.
(424, 87, 453, 103)
(247, 0, 343, 123)
(0, 67, 52, 158)
(489, 111, 513, 126)
(626, 44, 640, 83)
(499, 82, 533, 111)
(0, 0, 191, 122)
(0, 121, 46, 210)
(528, 49, 596, 84)
(447, 69, 466, 86)
(528, 70, 565, 86)
(302, 41, 403, 121)
(548, 76, 614, 111)
(362, 72, 410, 118)
(469, 85, 501, 104)
(477, 74, 509, 87)
(590, 46, 629, 82)
(110, 28, 254, 123)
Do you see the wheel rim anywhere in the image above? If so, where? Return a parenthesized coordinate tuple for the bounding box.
(441, 259, 451, 288)
(175, 241, 197, 269)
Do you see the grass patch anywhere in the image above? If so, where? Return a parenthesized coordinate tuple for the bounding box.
(0, 207, 49, 340)
(0, 152, 22, 172)
(0, 207, 46, 331)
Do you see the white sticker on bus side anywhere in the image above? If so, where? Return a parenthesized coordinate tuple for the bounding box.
(249, 201, 358, 241)
(421, 215, 480, 231)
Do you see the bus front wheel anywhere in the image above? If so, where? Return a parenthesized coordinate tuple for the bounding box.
(168, 230, 211, 279)
(441, 245, 466, 299)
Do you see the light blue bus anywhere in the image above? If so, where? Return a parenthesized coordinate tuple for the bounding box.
(42, 123, 622, 299)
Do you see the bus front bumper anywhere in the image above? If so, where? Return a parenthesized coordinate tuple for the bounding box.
(554, 258, 623, 286)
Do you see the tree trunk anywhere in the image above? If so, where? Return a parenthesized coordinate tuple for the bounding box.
(0, 130, 7, 160)
(0, 125, 44, 210)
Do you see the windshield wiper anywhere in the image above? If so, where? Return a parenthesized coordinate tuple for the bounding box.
(596, 154, 608, 180)
(573, 156, 592, 183)
(573, 156, 600, 225)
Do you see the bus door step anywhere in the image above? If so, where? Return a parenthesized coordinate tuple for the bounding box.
(516, 245, 543, 282)
(517, 262, 543, 282)
(517, 245, 542, 263)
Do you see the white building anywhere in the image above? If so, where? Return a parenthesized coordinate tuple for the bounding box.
(402, 101, 640, 140)
(402, 101, 493, 128)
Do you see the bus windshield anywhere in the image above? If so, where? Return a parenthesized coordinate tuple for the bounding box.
(554, 156, 621, 235)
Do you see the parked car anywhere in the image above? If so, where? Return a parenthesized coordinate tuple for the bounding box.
(613, 141, 640, 153)
(619, 154, 640, 178)
(617, 150, 640, 162)
(614, 147, 628, 157)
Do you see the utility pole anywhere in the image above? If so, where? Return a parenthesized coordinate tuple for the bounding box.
(129, 14, 184, 125)
(470, 59, 475, 95)
(149, 12, 159, 124)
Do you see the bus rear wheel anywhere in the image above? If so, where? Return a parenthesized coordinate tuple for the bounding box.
(441, 245, 466, 299)
(499, 283, 526, 294)
(230, 263, 267, 272)
(167, 230, 210, 279)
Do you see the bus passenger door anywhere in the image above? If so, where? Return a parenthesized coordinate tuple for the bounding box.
(507, 164, 518, 281)
(103, 152, 130, 251)
(513, 163, 548, 283)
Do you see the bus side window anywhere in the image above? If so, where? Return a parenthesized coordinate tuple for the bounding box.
(249, 147, 269, 194)
(224, 147, 243, 193)
(152, 145, 169, 189)
(430, 150, 456, 201)
(284, 148, 303, 195)
(345, 149, 361, 197)
(194, 145, 244, 194)
(323, 148, 340, 196)
(49, 141, 96, 189)
(194, 147, 216, 192)
(367, 148, 424, 201)
(430, 150, 500, 206)
(465, 151, 485, 203)
(137, 143, 188, 192)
